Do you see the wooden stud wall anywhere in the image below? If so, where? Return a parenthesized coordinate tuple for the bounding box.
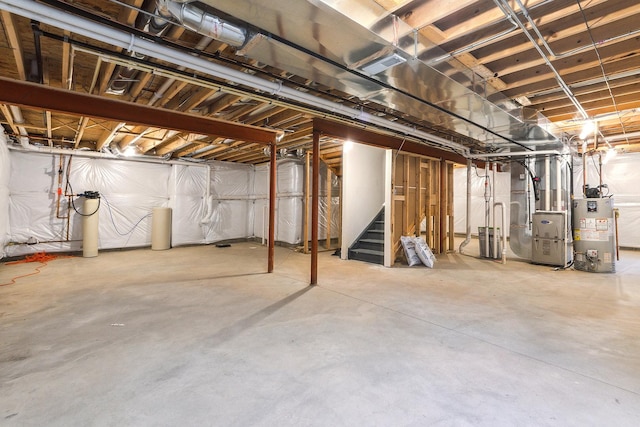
(391, 152, 455, 264)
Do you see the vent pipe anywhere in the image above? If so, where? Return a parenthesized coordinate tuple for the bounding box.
(157, 0, 247, 48)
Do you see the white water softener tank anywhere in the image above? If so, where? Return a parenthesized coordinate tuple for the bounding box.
(573, 198, 615, 273)
(82, 195, 100, 258)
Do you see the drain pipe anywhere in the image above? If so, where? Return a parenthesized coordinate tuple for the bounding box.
(491, 161, 497, 259)
(544, 155, 550, 210)
(493, 201, 507, 264)
(0, 0, 468, 155)
(458, 158, 472, 254)
(483, 161, 490, 258)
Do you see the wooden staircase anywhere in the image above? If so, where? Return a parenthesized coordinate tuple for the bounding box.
(348, 208, 384, 265)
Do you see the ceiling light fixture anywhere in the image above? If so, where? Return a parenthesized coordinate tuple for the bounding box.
(579, 120, 595, 140)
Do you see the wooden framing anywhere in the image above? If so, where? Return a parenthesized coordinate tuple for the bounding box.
(391, 152, 456, 264)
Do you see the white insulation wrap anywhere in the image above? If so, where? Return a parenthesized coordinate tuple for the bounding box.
(0, 134, 10, 259)
(170, 165, 207, 245)
(453, 165, 511, 237)
(575, 152, 640, 248)
(3, 149, 313, 256)
(151, 207, 172, 250)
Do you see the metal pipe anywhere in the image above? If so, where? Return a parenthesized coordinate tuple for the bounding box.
(458, 158, 472, 254)
(492, 161, 498, 259)
(496, 0, 588, 120)
(311, 130, 320, 285)
(544, 155, 550, 210)
(555, 155, 562, 210)
(471, 150, 561, 159)
(0, 0, 469, 155)
(158, 0, 247, 47)
(582, 141, 587, 197)
(268, 141, 276, 273)
(484, 161, 490, 258)
(493, 202, 507, 264)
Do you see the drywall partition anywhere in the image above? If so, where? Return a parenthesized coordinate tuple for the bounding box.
(341, 142, 386, 260)
(0, 134, 10, 259)
(453, 165, 511, 238)
(575, 152, 640, 248)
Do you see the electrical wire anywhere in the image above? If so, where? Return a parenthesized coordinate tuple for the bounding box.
(1, 252, 74, 287)
(101, 195, 152, 236)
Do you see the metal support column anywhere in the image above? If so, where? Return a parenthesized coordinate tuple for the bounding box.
(268, 142, 276, 273)
(311, 131, 320, 285)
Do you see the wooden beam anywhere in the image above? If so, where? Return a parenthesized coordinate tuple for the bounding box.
(313, 118, 467, 165)
(0, 10, 26, 81)
(0, 77, 277, 144)
(96, 121, 126, 151)
(74, 117, 90, 148)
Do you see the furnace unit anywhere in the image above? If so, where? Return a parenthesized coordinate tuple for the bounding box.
(532, 211, 572, 267)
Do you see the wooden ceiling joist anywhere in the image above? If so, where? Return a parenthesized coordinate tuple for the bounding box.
(0, 77, 277, 145)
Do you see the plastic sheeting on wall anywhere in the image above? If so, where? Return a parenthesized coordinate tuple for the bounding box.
(0, 134, 11, 259)
(453, 165, 511, 237)
(170, 164, 208, 245)
(3, 149, 315, 257)
(575, 152, 640, 248)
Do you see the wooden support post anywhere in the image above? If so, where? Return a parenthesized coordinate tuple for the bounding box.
(440, 158, 447, 253)
(311, 131, 320, 285)
(303, 151, 310, 254)
(415, 157, 421, 238)
(448, 163, 455, 251)
(268, 142, 277, 273)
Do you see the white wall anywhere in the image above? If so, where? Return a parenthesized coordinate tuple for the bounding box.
(453, 164, 511, 237)
(453, 153, 640, 249)
(1, 148, 306, 259)
(341, 142, 386, 259)
(575, 151, 640, 248)
(0, 134, 10, 255)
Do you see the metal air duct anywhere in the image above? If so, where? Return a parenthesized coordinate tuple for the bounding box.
(157, 0, 246, 47)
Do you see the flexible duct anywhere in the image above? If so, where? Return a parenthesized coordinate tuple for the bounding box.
(157, 0, 246, 47)
(0, 0, 468, 155)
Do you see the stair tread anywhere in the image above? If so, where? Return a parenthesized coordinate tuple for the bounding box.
(350, 248, 383, 256)
(367, 229, 384, 234)
(360, 238, 384, 244)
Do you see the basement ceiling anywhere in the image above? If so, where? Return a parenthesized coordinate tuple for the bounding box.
(1, 0, 639, 173)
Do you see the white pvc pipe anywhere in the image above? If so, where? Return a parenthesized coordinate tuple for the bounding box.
(0, 0, 468, 155)
(493, 202, 506, 264)
(484, 161, 490, 258)
(544, 155, 550, 211)
(6, 143, 209, 168)
(492, 161, 497, 259)
(471, 150, 561, 159)
(556, 156, 562, 211)
(458, 158, 472, 254)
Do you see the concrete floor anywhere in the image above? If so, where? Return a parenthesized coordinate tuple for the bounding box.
(1, 240, 639, 426)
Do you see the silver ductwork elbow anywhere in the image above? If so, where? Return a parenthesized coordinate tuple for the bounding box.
(157, 0, 247, 48)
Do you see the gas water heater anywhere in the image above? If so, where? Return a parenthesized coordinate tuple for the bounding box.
(572, 198, 616, 273)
